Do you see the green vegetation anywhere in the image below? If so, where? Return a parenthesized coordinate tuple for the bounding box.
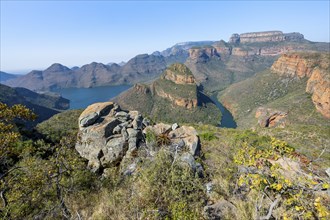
(155, 78, 197, 100)
(1, 102, 329, 219)
(36, 109, 83, 142)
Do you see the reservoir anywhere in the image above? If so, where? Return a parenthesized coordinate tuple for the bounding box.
(54, 85, 237, 129)
(54, 85, 131, 109)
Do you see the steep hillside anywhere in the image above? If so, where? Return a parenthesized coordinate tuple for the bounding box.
(0, 84, 69, 124)
(113, 63, 221, 125)
(0, 71, 19, 82)
(219, 52, 330, 160)
(185, 31, 329, 92)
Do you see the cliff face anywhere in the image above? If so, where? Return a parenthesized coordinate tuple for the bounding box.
(112, 64, 221, 125)
(188, 47, 220, 63)
(229, 31, 304, 44)
(154, 63, 198, 109)
(306, 68, 330, 118)
(271, 53, 315, 78)
(271, 53, 330, 118)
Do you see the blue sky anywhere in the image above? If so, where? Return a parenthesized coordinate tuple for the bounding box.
(1, 1, 329, 73)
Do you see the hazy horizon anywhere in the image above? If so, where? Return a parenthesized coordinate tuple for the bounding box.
(1, 1, 329, 73)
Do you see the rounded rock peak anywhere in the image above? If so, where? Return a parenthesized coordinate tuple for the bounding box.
(163, 63, 196, 85)
(167, 63, 194, 76)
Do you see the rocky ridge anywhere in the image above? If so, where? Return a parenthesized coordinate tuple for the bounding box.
(271, 53, 330, 118)
(5, 31, 328, 93)
(75, 102, 202, 175)
(229, 31, 304, 43)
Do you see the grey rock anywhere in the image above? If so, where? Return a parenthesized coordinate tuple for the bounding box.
(100, 137, 128, 167)
(142, 118, 151, 127)
(115, 111, 128, 118)
(180, 152, 196, 171)
(104, 118, 121, 137)
(172, 123, 179, 130)
(196, 162, 204, 178)
(133, 115, 143, 130)
(113, 125, 122, 134)
(123, 163, 137, 176)
(127, 128, 138, 138)
(121, 127, 129, 141)
(203, 200, 237, 220)
(128, 111, 139, 119)
(169, 126, 200, 156)
(205, 182, 213, 196)
(79, 112, 99, 127)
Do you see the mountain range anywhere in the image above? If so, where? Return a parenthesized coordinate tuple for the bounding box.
(4, 31, 329, 92)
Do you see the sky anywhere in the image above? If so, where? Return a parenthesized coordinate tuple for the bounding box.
(1, 1, 329, 73)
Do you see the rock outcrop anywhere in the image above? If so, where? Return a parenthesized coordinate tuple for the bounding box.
(153, 63, 198, 109)
(113, 63, 221, 126)
(229, 31, 304, 44)
(271, 52, 330, 118)
(162, 63, 196, 85)
(271, 53, 315, 78)
(255, 107, 288, 128)
(75, 102, 201, 175)
(188, 46, 220, 63)
(306, 68, 330, 118)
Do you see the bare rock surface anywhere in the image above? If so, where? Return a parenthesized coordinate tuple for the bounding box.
(75, 102, 201, 174)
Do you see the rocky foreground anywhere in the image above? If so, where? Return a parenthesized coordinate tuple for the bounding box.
(76, 101, 202, 177)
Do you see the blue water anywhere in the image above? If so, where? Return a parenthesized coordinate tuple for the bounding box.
(211, 94, 237, 128)
(54, 85, 131, 109)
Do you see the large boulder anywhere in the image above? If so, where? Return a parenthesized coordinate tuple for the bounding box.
(76, 102, 202, 175)
(75, 102, 144, 173)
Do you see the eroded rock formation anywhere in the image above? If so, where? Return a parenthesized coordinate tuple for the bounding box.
(255, 107, 288, 128)
(75, 102, 201, 175)
(229, 31, 304, 44)
(271, 53, 330, 118)
(189, 47, 220, 63)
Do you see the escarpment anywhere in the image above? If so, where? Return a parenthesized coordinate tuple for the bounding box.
(188, 46, 220, 63)
(229, 31, 304, 44)
(271, 52, 330, 118)
(113, 63, 221, 125)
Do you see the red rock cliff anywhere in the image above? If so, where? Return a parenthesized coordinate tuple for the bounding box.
(272, 53, 330, 118)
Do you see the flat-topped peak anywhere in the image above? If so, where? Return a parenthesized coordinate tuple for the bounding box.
(162, 63, 196, 85)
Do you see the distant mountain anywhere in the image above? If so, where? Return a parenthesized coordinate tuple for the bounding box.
(5, 54, 167, 91)
(113, 63, 221, 125)
(0, 71, 19, 82)
(4, 31, 329, 92)
(0, 84, 69, 125)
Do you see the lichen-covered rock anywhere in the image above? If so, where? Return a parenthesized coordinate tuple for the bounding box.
(76, 102, 144, 173)
(76, 102, 202, 175)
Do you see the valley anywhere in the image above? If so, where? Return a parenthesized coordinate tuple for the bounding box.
(1, 29, 329, 220)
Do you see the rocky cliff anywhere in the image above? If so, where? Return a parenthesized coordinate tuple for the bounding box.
(271, 52, 330, 118)
(189, 46, 220, 63)
(229, 31, 304, 44)
(113, 63, 221, 125)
